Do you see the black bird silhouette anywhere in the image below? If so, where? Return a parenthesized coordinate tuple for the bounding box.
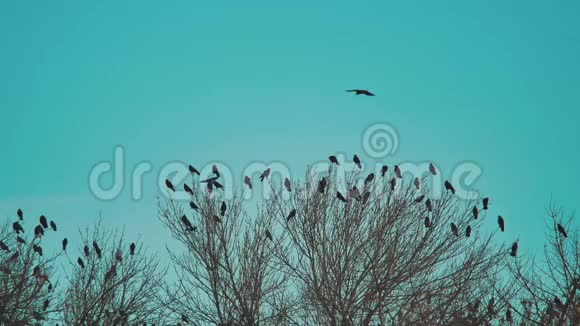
(265, 230, 273, 241)
(43, 299, 49, 311)
(284, 178, 292, 192)
(362, 191, 371, 204)
(33, 244, 43, 256)
(510, 241, 518, 257)
(213, 215, 222, 223)
(93, 241, 102, 259)
(346, 89, 375, 96)
(34, 225, 44, 237)
(39, 215, 48, 229)
(212, 164, 220, 177)
(16, 236, 26, 244)
(429, 163, 437, 175)
(465, 225, 472, 237)
(165, 179, 175, 192)
(482, 197, 489, 210)
(554, 296, 563, 309)
(329, 155, 339, 165)
(557, 224, 567, 238)
(380, 165, 388, 177)
(353, 155, 362, 169)
(348, 186, 361, 200)
(259, 168, 271, 182)
(50, 220, 57, 231)
(189, 201, 199, 211)
(180, 215, 195, 231)
(115, 249, 122, 262)
(17, 208, 23, 220)
(414, 178, 421, 190)
(472, 206, 479, 219)
(287, 209, 296, 222)
(426, 199, 433, 212)
(0, 241, 9, 252)
(390, 178, 396, 191)
(415, 195, 425, 203)
(220, 201, 227, 216)
(84, 245, 90, 257)
(318, 178, 327, 193)
(181, 315, 190, 323)
(213, 180, 224, 190)
(394, 165, 402, 179)
(506, 308, 513, 323)
(364, 173, 375, 185)
(244, 176, 252, 189)
(444, 181, 455, 194)
(336, 191, 347, 203)
(200, 176, 219, 183)
(77, 257, 85, 269)
(451, 223, 459, 237)
(184, 184, 194, 196)
(498, 216, 505, 232)
(130, 242, 136, 255)
(188, 165, 200, 175)
(62, 238, 68, 251)
(424, 216, 431, 228)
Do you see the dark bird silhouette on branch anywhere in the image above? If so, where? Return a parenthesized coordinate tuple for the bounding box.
(353, 155, 362, 169)
(259, 168, 271, 182)
(336, 191, 347, 203)
(498, 216, 505, 232)
(444, 181, 455, 194)
(329, 155, 339, 165)
(557, 224, 568, 238)
(188, 165, 200, 176)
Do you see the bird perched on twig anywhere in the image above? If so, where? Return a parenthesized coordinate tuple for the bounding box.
(318, 178, 327, 194)
(510, 241, 518, 257)
(244, 176, 252, 189)
(472, 206, 479, 219)
(345, 89, 375, 96)
(165, 179, 175, 192)
(188, 165, 200, 176)
(429, 163, 437, 175)
(329, 155, 339, 165)
(353, 155, 362, 169)
(336, 191, 347, 203)
(259, 168, 271, 182)
(498, 216, 505, 232)
(444, 181, 455, 194)
(482, 197, 489, 210)
(286, 209, 296, 222)
(284, 178, 292, 192)
(39, 215, 48, 229)
(451, 223, 459, 237)
(557, 224, 568, 238)
(17, 209, 23, 220)
(394, 165, 402, 179)
(50, 221, 57, 231)
(380, 165, 388, 177)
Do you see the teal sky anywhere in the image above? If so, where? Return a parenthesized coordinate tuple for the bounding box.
(1, 1, 579, 259)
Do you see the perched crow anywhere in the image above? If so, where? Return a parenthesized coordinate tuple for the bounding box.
(259, 168, 271, 182)
(188, 165, 200, 176)
(336, 191, 347, 203)
(390, 178, 396, 191)
(213, 215, 222, 224)
(212, 165, 220, 177)
(0, 241, 9, 252)
(33, 244, 43, 256)
(16, 236, 25, 244)
(380, 165, 388, 177)
(444, 181, 455, 194)
(244, 176, 252, 189)
(554, 296, 563, 309)
(189, 201, 199, 211)
(220, 201, 227, 216)
(62, 238, 68, 251)
(415, 195, 425, 203)
(318, 178, 327, 194)
(184, 184, 194, 196)
(465, 225, 472, 237)
(429, 163, 437, 175)
(10, 251, 19, 262)
(17, 208, 23, 220)
(353, 155, 362, 169)
(510, 242, 518, 257)
(284, 178, 292, 192)
(115, 249, 122, 262)
(77, 257, 85, 269)
(348, 186, 361, 200)
(364, 173, 375, 185)
(43, 299, 50, 311)
(329, 155, 339, 165)
(394, 165, 402, 179)
(265, 230, 273, 241)
(362, 191, 371, 204)
(50, 221, 57, 231)
(498, 216, 505, 232)
(34, 225, 44, 237)
(426, 199, 433, 212)
(39, 215, 48, 229)
(287, 209, 296, 222)
(181, 215, 194, 231)
(130, 242, 136, 255)
(473, 206, 479, 219)
(414, 178, 420, 190)
(424, 217, 431, 228)
(482, 197, 489, 210)
(181, 315, 190, 323)
(346, 89, 375, 96)
(557, 224, 568, 238)
(13, 222, 24, 234)
(93, 241, 102, 259)
(506, 308, 513, 323)
(84, 245, 90, 257)
(451, 223, 459, 237)
(165, 179, 175, 192)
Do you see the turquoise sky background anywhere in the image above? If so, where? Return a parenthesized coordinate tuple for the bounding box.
(1, 1, 579, 260)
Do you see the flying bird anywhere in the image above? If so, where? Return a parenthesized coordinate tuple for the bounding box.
(244, 176, 252, 189)
(465, 225, 472, 237)
(84, 245, 90, 257)
(212, 165, 220, 177)
(415, 195, 425, 203)
(93, 241, 102, 259)
(510, 241, 518, 257)
(165, 179, 175, 192)
(77, 257, 85, 269)
(0, 241, 9, 252)
(364, 173, 375, 185)
(50, 221, 57, 231)
(444, 181, 455, 194)
(429, 163, 437, 176)
(284, 178, 292, 192)
(472, 206, 479, 219)
(17, 209, 23, 220)
(336, 191, 347, 203)
(184, 184, 194, 196)
(426, 199, 433, 212)
(380, 165, 388, 177)
(482, 197, 489, 210)
(557, 224, 567, 238)
(200, 176, 219, 183)
(265, 230, 273, 241)
(329, 155, 339, 165)
(43, 299, 50, 311)
(424, 217, 431, 228)
(287, 209, 296, 222)
(13, 222, 24, 234)
(451, 223, 459, 237)
(181, 215, 195, 231)
(394, 165, 402, 179)
(346, 89, 375, 96)
(130, 242, 136, 255)
(318, 178, 327, 194)
(39, 215, 48, 229)
(259, 168, 271, 182)
(498, 216, 505, 232)
(414, 178, 420, 190)
(220, 201, 227, 216)
(62, 238, 68, 251)
(188, 165, 200, 176)
(353, 155, 362, 169)
(189, 201, 199, 211)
